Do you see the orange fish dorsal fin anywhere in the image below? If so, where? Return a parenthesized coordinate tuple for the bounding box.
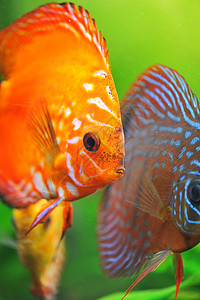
(0, 2, 109, 78)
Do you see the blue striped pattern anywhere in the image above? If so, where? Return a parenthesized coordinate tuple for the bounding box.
(173, 171, 200, 234)
(98, 64, 200, 280)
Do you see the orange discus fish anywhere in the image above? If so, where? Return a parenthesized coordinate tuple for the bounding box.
(0, 3, 125, 230)
(98, 65, 200, 299)
(13, 199, 72, 299)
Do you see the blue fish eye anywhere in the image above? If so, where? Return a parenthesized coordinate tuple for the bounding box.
(187, 180, 200, 204)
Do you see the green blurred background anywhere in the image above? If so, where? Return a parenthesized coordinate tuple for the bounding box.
(0, 1, 200, 299)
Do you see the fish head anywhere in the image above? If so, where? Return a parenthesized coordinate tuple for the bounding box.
(52, 69, 125, 193)
(53, 60, 125, 189)
(78, 70, 125, 187)
(61, 117, 125, 191)
(172, 173, 200, 235)
(78, 125, 125, 186)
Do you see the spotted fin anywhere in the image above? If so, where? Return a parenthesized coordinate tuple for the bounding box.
(121, 249, 171, 299)
(173, 253, 184, 300)
(0, 2, 109, 78)
(28, 100, 59, 164)
(122, 64, 200, 136)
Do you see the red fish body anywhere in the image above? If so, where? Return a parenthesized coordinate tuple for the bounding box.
(13, 199, 72, 299)
(0, 3, 124, 228)
(98, 65, 200, 299)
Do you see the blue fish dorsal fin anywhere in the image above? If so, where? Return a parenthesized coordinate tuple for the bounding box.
(0, 3, 109, 78)
(122, 64, 200, 133)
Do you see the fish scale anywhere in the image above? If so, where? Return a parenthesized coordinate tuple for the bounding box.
(98, 64, 200, 299)
(0, 2, 124, 231)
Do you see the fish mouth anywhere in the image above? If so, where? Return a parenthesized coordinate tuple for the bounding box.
(103, 166, 125, 183)
(79, 166, 125, 186)
(115, 167, 125, 175)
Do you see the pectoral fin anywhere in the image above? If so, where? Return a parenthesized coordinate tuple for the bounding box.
(28, 100, 60, 164)
(124, 171, 169, 221)
(26, 197, 64, 235)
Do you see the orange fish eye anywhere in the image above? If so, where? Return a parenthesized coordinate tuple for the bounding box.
(83, 132, 100, 152)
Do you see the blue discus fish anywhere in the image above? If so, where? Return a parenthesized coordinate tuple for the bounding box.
(98, 64, 200, 299)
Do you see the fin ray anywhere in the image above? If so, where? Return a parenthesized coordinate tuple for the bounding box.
(173, 253, 184, 300)
(99, 184, 155, 279)
(121, 249, 171, 299)
(123, 168, 169, 220)
(28, 100, 60, 163)
(26, 197, 64, 235)
(121, 64, 199, 136)
(0, 2, 109, 77)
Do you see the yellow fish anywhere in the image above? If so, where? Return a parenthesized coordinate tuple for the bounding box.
(13, 199, 72, 299)
(0, 2, 125, 230)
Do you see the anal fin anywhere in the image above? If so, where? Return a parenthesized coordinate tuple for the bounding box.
(121, 249, 171, 299)
(173, 253, 183, 300)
